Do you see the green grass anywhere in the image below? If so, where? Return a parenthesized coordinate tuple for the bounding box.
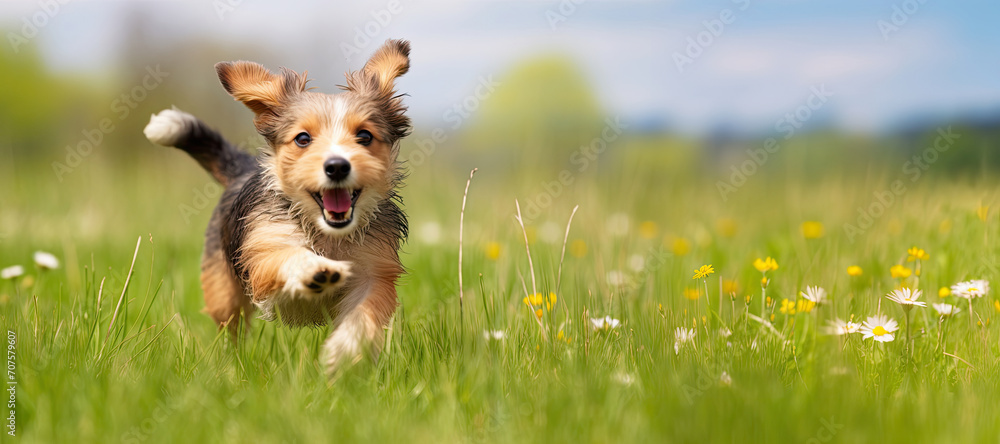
(2, 140, 1000, 443)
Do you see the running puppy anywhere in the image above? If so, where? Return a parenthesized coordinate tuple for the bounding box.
(143, 40, 411, 372)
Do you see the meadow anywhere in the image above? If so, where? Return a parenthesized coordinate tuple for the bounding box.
(2, 128, 1000, 444)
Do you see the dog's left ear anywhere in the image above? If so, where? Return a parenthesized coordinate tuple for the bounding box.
(346, 39, 411, 142)
(361, 39, 410, 96)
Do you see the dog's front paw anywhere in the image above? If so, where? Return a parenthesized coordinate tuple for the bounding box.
(303, 263, 348, 293)
(283, 255, 352, 295)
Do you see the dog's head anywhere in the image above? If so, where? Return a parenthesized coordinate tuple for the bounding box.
(216, 39, 411, 237)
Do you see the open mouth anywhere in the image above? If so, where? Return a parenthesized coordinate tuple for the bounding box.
(312, 188, 362, 228)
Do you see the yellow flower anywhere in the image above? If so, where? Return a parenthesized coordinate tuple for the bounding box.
(779, 299, 796, 315)
(890, 264, 912, 279)
(939, 287, 951, 298)
(753, 257, 779, 273)
(525, 227, 537, 245)
(670, 237, 691, 256)
(847, 265, 863, 277)
(639, 221, 659, 239)
(745, 294, 752, 305)
(716, 218, 737, 238)
(994, 300, 1000, 313)
(534, 308, 543, 319)
(760, 277, 769, 288)
(692, 264, 714, 280)
(906, 247, 929, 262)
(801, 221, 824, 239)
(796, 299, 816, 313)
(722, 280, 739, 295)
(939, 219, 953, 234)
(570, 239, 587, 258)
(485, 242, 501, 260)
(522, 292, 557, 311)
(977, 204, 990, 222)
(683, 288, 701, 300)
(557, 329, 571, 344)
(766, 296, 773, 307)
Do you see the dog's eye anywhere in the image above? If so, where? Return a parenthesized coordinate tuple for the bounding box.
(356, 130, 373, 146)
(294, 132, 312, 147)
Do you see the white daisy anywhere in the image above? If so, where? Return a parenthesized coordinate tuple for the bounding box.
(859, 315, 899, 342)
(674, 327, 696, 355)
(606, 270, 628, 286)
(886, 288, 926, 308)
(950, 280, 989, 299)
(539, 221, 562, 244)
(627, 254, 646, 273)
(612, 372, 635, 386)
(417, 221, 442, 245)
(606, 213, 630, 237)
(33, 251, 60, 270)
(719, 371, 732, 387)
(1, 265, 24, 280)
(932, 303, 960, 317)
(482, 330, 505, 340)
(800, 286, 827, 304)
(591, 316, 620, 330)
(825, 318, 861, 335)
(718, 327, 732, 338)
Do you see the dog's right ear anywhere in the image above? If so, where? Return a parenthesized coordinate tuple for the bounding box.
(215, 61, 307, 116)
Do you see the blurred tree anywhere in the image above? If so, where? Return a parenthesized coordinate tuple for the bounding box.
(459, 56, 605, 172)
(0, 44, 91, 160)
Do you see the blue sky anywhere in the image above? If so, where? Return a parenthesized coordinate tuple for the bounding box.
(2, 0, 998, 134)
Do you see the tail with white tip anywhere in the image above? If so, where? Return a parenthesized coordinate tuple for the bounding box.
(144, 108, 256, 186)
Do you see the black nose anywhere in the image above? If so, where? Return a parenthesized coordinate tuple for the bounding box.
(324, 157, 351, 181)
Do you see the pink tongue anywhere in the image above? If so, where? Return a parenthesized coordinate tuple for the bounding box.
(322, 189, 352, 213)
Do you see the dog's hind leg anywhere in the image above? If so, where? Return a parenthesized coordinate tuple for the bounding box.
(201, 207, 253, 336)
(201, 247, 252, 336)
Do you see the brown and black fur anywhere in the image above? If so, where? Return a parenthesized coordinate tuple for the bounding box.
(144, 40, 411, 371)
